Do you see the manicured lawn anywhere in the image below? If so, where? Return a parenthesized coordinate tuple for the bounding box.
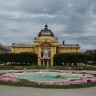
(0, 65, 96, 70)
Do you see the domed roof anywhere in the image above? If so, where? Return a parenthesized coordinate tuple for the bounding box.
(38, 24, 54, 37)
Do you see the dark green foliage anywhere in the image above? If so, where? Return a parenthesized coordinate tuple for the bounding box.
(93, 53, 96, 64)
(0, 52, 38, 66)
(54, 53, 88, 66)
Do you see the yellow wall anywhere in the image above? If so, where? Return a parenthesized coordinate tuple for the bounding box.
(58, 46, 80, 53)
(11, 45, 34, 53)
(11, 37, 80, 66)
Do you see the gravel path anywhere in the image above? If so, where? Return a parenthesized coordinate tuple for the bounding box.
(0, 85, 96, 96)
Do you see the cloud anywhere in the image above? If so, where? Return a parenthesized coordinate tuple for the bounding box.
(0, 0, 96, 51)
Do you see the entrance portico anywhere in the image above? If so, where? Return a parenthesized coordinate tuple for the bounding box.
(40, 58, 51, 66)
(40, 45, 51, 66)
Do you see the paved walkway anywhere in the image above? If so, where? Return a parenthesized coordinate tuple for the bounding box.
(0, 85, 96, 96)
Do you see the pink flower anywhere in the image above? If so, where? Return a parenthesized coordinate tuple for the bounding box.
(0, 77, 21, 83)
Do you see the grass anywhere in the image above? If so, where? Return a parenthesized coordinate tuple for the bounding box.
(0, 65, 96, 70)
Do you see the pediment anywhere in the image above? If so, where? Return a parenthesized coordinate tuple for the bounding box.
(40, 42, 52, 47)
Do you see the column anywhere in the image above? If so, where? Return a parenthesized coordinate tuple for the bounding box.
(38, 47, 41, 66)
(50, 58, 53, 66)
(43, 61, 44, 66)
(47, 60, 49, 69)
(38, 58, 41, 66)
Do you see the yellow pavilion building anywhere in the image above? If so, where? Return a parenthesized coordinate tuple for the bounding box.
(11, 24, 80, 66)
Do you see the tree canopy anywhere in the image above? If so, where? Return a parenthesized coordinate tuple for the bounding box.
(0, 52, 38, 66)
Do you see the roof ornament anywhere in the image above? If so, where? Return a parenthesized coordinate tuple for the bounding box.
(45, 23, 48, 30)
(63, 40, 65, 45)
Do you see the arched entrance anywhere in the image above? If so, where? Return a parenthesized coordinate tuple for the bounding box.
(40, 47, 51, 66)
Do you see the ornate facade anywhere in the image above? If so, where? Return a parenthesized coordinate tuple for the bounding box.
(11, 24, 80, 66)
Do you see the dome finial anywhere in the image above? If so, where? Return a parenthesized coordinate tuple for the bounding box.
(45, 23, 48, 30)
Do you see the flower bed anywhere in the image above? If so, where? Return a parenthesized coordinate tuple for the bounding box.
(37, 77, 96, 86)
(0, 76, 21, 83)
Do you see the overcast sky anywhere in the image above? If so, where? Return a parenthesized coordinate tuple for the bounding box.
(0, 0, 96, 51)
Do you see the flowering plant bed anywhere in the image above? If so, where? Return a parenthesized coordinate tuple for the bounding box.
(0, 70, 96, 89)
